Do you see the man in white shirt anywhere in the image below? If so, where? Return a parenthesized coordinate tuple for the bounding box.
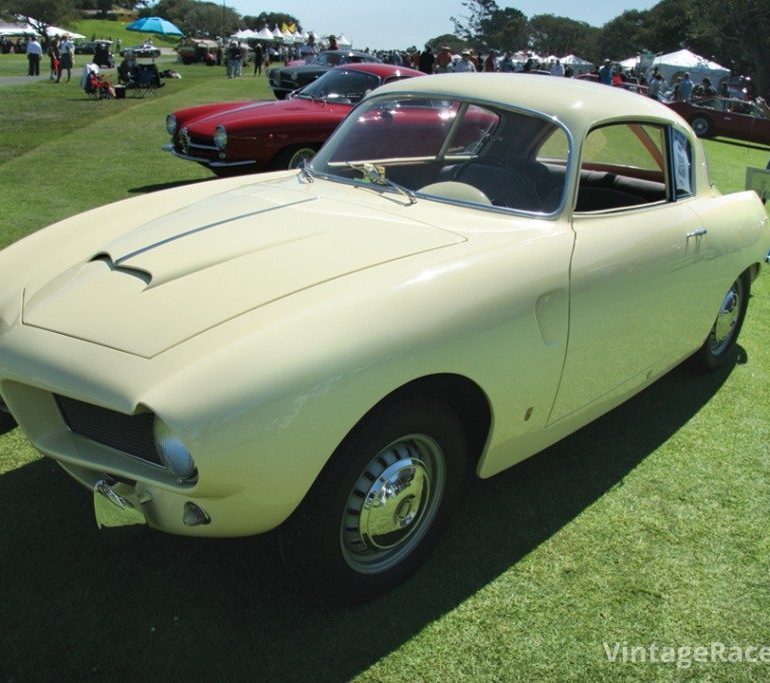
(454, 51, 475, 73)
(26, 36, 42, 76)
(550, 59, 564, 77)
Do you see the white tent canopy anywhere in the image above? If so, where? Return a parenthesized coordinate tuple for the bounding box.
(336, 34, 351, 47)
(561, 54, 594, 74)
(0, 22, 36, 36)
(648, 49, 729, 84)
(255, 27, 275, 41)
(230, 28, 257, 40)
(44, 25, 85, 39)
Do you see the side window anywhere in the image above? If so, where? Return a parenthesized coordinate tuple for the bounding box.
(671, 129, 693, 198)
(576, 123, 668, 212)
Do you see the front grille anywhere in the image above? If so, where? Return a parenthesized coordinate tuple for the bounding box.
(55, 395, 162, 466)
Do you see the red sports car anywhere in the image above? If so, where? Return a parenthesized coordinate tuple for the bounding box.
(666, 97, 770, 145)
(164, 63, 423, 176)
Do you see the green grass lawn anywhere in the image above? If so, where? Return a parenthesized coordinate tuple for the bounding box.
(0, 63, 769, 681)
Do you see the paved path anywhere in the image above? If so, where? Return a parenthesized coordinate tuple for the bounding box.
(0, 75, 43, 86)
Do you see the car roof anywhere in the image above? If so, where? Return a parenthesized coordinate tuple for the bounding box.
(330, 63, 423, 79)
(369, 73, 681, 133)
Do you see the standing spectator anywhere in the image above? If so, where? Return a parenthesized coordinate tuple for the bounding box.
(226, 40, 241, 78)
(700, 77, 716, 97)
(58, 34, 74, 82)
(454, 51, 475, 73)
(418, 44, 435, 74)
(678, 72, 694, 101)
(239, 42, 248, 76)
(300, 34, 318, 64)
(47, 37, 60, 81)
(116, 37, 121, 55)
(327, 35, 338, 50)
(483, 50, 497, 72)
(26, 35, 42, 77)
(436, 46, 452, 73)
(648, 72, 665, 99)
(500, 51, 515, 72)
(718, 80, 729, 98)
(550, 59, 564, 77)
(253, 42, 263, 76)
(599, 59, 613, 84)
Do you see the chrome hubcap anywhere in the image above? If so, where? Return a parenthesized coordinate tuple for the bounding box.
(710, 282, 741, 355)
(289, 148, 315, 169)
(341, 435, 445, 574)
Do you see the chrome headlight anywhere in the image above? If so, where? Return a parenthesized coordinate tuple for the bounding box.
(153, 417, 196, 480)
(166, 113, 177, 136)
(214, 125, 228, 151)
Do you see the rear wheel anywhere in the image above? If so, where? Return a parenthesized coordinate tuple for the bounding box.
(690, 273, 749, 372)
(273, 90, 287, 100)
(689, 115, 713, 138)
(279, 397, 467, 604)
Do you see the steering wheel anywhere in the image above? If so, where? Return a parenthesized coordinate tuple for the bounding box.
(452, 158, 541, 210)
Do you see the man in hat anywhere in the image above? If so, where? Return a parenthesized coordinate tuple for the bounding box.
(436, 45, 452, 73)
(454, 50, 475, 73)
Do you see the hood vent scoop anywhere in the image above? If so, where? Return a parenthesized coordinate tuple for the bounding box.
(90, 253, 152, 286)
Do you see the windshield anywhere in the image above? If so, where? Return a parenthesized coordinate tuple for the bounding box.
(311, 94, 570, 214)
(294, 69, 381, 104)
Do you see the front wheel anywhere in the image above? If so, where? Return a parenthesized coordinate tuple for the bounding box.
(271, 145, 317, 170)
(279, 397, 467, 604)
(690, 273, 749, 372)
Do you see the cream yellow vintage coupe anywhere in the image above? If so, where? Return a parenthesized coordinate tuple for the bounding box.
(0, 75, 768, 603)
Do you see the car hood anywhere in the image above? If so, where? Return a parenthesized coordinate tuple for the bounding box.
(22, 180, 464, 358)
(184, 98, 348, 135)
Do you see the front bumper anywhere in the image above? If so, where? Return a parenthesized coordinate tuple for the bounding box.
(162, 143, 256, 169)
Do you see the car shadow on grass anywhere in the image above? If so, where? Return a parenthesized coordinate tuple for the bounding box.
(0, 352, 743, 680)
(713, 137, 770, 153)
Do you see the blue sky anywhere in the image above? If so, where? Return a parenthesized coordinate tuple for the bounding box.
(226, 1, 660, 50)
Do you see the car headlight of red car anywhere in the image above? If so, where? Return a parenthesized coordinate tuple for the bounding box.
(166, 113, 177, 136)
(214, 125, 228, 153)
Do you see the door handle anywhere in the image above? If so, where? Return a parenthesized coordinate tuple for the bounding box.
(686, 226, 708, 238)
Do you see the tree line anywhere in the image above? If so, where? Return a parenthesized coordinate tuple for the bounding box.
(447, 0, 768, 98)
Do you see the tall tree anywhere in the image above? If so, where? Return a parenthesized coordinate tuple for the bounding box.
(0, 0, 76, 30)
(690, 0, 769, 98)
(451, 0, 499, 49)
(482, 6, 528, 51)
(242, 12, 301, 31)
(528, 14, 598, 57)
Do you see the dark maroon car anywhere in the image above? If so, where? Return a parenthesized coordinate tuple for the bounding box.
(164, 63, 423, 176)
(666, 97, 770, 144)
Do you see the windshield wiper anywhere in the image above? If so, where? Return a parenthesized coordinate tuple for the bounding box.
(345, 162, 417, 205)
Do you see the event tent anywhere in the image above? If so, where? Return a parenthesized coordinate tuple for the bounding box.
(561, 54, 594, 74)
(648, 49, 729, 84)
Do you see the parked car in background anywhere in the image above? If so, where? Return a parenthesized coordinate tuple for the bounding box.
(165, 62, 423, 175)
(267, 49, 380, 99)
(576, 72, 648, 95)
(120, 44, 161, 59)
(176, 37, 219, 65)
(1, 75, 767, 604)
(666, 96, 770, 144)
